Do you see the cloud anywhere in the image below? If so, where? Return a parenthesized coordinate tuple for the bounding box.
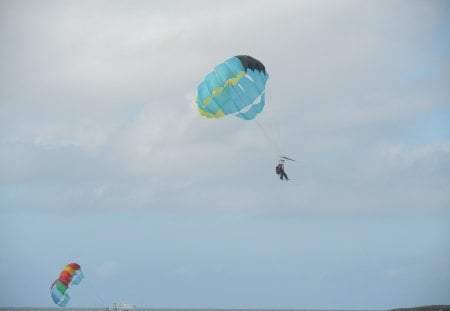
(378, 142, 450, 172)
(96, 261, 119, 279)
(0, 0, 449, 216)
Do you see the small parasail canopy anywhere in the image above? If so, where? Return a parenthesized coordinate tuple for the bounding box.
(196, 55, 269, 120)
(50, 263, 84, 307)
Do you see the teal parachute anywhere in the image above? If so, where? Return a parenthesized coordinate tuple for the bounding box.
(196, 55, 269, 120)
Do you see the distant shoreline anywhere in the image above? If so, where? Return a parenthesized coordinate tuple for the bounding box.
(389, 306, 450, 311)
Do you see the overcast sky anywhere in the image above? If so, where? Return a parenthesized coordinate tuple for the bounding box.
(0, 0, 449, 309)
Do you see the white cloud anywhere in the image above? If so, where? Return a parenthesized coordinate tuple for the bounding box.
(96, 261, 119, 279)
(0, 0, 448, 215)
(377, 142, 450, 174)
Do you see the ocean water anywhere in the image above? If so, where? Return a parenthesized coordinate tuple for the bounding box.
(0, 310, 364, 311)
(0, 310, 385, 311)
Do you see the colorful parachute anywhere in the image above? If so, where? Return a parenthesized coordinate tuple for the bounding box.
(50, 263, 84, 307)
(196, 55, 269, 120)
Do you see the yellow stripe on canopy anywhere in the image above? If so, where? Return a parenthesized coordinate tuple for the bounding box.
(201, 71, 245, 108)
(63, 266, 75, 275)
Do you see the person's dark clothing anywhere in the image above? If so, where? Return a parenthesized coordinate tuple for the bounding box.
(276, 164, 289, 180)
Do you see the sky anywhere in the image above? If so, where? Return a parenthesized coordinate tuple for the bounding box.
(0, 0, 449, 309)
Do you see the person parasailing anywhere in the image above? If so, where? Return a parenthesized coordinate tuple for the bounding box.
(275, 156, 295, 181)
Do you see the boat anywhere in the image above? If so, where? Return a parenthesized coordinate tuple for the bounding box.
(105, 303, 136, 311)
